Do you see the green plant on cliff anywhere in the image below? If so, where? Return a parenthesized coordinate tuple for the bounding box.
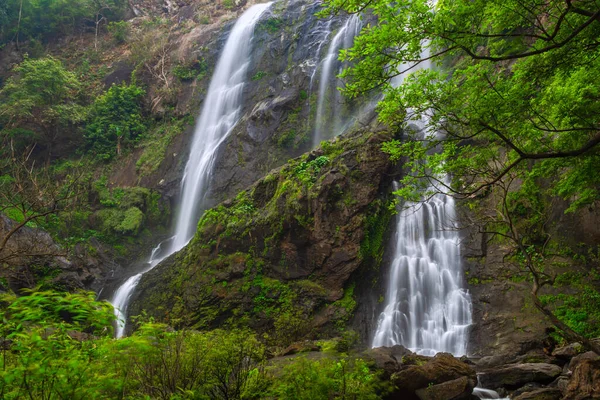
(85, 81, 146, 161)
(322, 0, 600, 350)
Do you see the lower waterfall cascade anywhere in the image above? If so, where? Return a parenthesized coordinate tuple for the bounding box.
(371, 181, 473, 356)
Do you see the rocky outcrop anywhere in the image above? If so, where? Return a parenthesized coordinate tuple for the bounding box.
(477, 363, 562, 390)
(360, 347, 477, 400)
(128, 130, 394, 340)
(512, 388, 563, 400)
(563, 357, 600, 400)
(391, 353, 477, 395)
(0, 215, 116, 292)
(415, 376, 473, 400)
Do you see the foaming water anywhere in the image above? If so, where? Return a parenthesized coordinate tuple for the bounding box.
(371, 180, 473, 356)
(110, 2, 273, 337)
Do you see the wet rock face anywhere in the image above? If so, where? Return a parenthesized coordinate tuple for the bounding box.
(204, 0, 376, 209)
(0, 215, 115, 293)
(129, 130, 394, 339)
(462, 196, 600, 358)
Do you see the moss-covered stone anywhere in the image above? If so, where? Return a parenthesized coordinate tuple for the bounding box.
(129, 129, 395, 343)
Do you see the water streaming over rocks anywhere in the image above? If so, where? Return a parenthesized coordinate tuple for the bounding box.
(312, 13, 362, 147)
(110, 2, 273, 337)
(371, 181, 473, 355)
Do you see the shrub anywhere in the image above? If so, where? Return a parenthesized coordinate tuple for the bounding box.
(85, 82, 146, 161)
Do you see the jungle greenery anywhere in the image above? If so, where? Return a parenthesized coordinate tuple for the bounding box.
(322, 0, 600, 345)
(0, 290, 385, 399)
(0, 0, 126, 46)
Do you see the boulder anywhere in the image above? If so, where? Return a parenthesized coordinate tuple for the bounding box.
(552, 342, 584, 359)
(512, 388, 562, 400)
(415, 376, 474, 400)
(568, 351, 600, 371)
(563, 359, 600, 400)
(392, 353, 477, 393)
(363, 345, 414, 378)
(478, 363, 562, 389)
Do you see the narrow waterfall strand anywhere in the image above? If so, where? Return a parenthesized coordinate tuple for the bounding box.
(110, 2, 273, 338)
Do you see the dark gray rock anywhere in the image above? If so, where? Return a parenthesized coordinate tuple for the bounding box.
(392, 353, 477, 394)
(363, 345, 414, 378)
(415, 376, 474, 400)
(478, 363, 562, 390)
(552, 342, 585, 359)
(512, 388, 562, 400)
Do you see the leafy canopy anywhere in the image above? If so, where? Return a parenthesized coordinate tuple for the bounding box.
(321, 0, 600, 211)
(0, 0, 127, 45)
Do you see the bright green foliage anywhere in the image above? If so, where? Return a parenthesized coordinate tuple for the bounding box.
(322, 0, 600, 340)
(293, 156, 330, 184)
(1, 292, 271, 399)
(0, 291, 115, 399)
(269, 357, 383, 399)
(322, 0, 600, 210)
(0, 0, 126, 45)
(0, 56, 85, 155)
(1, 289, 115, 336)
(85, 82, 146, 160)
(108, 324, 267, 399)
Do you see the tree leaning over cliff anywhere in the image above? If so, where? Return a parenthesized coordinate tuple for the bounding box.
(321, 0, 600, 351)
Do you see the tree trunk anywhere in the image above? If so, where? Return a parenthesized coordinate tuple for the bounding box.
(532, 294, 600, 355)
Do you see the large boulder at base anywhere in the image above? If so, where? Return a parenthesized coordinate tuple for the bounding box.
(477, 363, 562, 390)
(414, 376, 474, 400)
(512, 388, 562, 400)
(391, 353, 476, 395)
(362, 345, 415, 378)
(563, 359, 600, 400)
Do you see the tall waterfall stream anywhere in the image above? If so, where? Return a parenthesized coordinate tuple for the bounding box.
(111, 2, 274, 338)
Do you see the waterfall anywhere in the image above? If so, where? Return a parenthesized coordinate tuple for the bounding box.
(110, 2, 273, 338)
(170, 2, 273, 253)
(312, 13, 362, 147)
(371, 179, 473, 355)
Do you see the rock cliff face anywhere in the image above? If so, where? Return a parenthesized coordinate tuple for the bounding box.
(107, 0, 373, 210)
(129, 130, 395, 342)
(0, 215, 116, 293)
(462, 198, 600, 358)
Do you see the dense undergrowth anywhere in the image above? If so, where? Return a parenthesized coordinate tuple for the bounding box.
(0, 290, 387, 399)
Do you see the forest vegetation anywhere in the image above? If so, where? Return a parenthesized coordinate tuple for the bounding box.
(0, 0, 599, 398)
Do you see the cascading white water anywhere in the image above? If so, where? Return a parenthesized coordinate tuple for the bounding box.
(170, 2, 273, 253)
(371, 180, 473, 355)
(112, 238, 171, 338)
(110, 2, 273, 338)
(312, 14, 362, 147)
